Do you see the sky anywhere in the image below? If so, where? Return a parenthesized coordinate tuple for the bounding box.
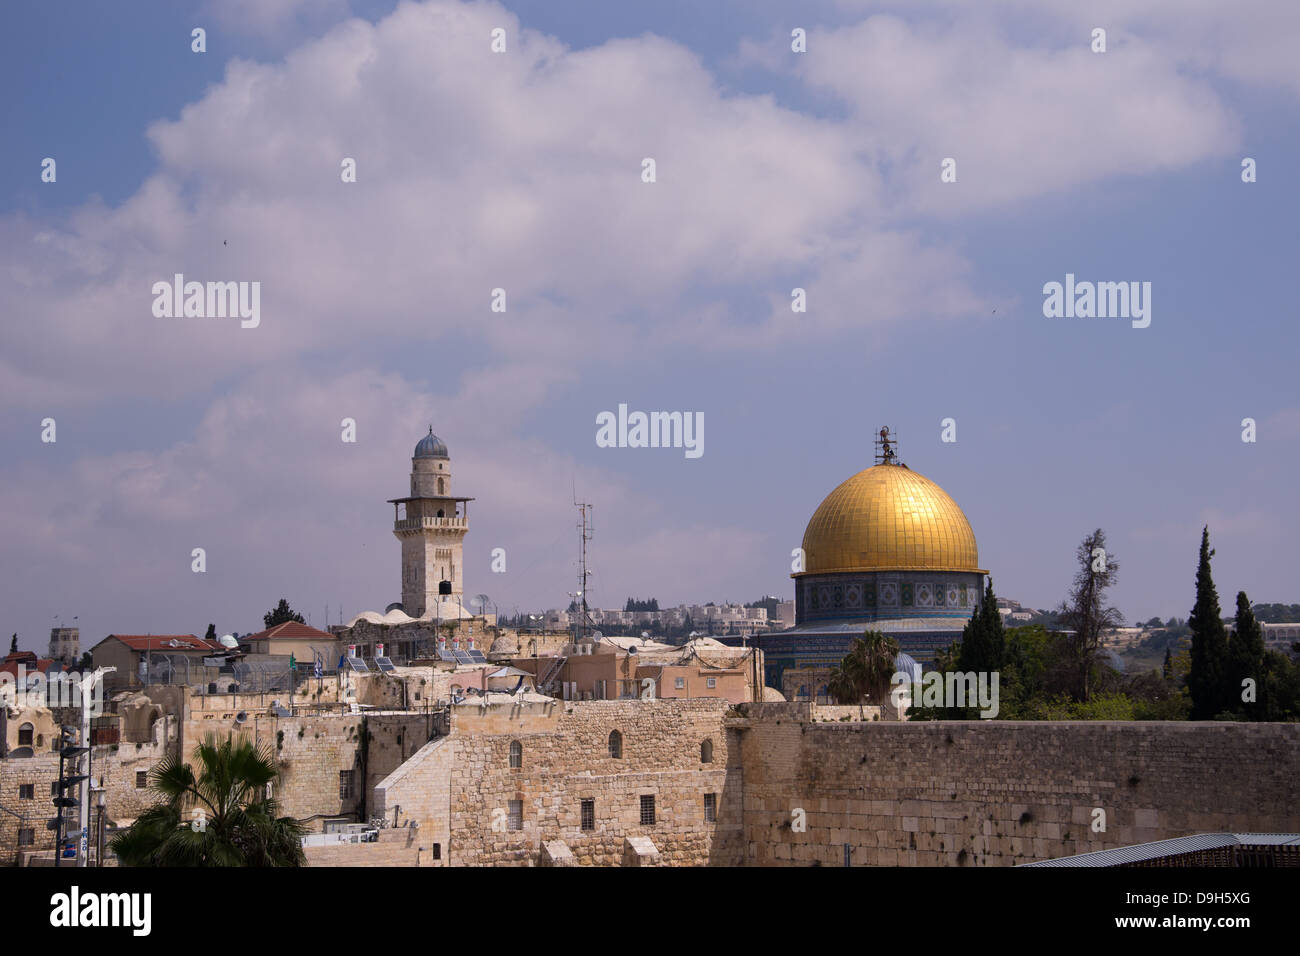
(2, 0, 1298, 651)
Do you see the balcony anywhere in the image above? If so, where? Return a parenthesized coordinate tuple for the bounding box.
(394, 517, 468, 532)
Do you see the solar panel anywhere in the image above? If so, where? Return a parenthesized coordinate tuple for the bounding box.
(375, 657, 396, 673)
(346, 656, 370, 673)
(453, 651, 473, 665)
(437, 649, 456, 662)
(466, 649, 487, 663)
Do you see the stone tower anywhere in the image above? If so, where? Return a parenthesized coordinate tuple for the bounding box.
(49, 627, 80, 665)
(387, 428, 473, 618)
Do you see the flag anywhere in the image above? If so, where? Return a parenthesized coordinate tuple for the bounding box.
(289, 653, 297, 671)
(313, 656, 322, 679)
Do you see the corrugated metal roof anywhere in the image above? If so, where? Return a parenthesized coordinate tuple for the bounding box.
(1021, 832, 1300, 867)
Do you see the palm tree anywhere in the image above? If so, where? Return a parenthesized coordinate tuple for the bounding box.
(110, 734, 307, 866)
(829, 630, 901, 716)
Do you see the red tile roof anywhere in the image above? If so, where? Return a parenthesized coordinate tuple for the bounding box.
(102, 635, 223, 653)
(0, 657, 57, 678)
(242, 621, 336, 643)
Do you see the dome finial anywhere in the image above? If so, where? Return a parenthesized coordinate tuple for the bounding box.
(874, 425, 899, 466)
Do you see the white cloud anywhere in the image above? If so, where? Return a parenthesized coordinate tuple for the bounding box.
(743, 12, 1240, 214)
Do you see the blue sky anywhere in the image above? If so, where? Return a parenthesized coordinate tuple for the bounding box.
(3, 0, 1298, 650)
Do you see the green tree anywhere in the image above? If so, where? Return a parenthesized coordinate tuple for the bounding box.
(1187, 527, 1230, 719)
(109, 734, 306, 866)
(263, 599, 305, 629)
(1057, 528, 1123, 702)
(1226, 592, 1266, 719)
(1261, 651, 1300, 722)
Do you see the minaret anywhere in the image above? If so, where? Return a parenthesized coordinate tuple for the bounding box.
(388, 427, 474, 617)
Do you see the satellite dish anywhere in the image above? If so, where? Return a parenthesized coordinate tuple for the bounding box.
(219, 634, 239, 649)
(641, 631, 650, 639)
(234, 711, 248, 724)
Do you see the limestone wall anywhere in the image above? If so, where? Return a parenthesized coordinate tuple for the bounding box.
(739, 716, 1300, 866)
(445, 699, 743, 866)
(0, 754, 60, 862)
(373, 736, 454, 865)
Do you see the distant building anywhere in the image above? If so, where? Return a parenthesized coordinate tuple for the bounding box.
(241, 621, 339, 660)
(1263, 622, 1300, 656)
(509, 635, 759, 705)
(88, 634, 224, 687)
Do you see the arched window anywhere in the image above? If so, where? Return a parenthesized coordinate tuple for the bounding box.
(608, 730, 622, 759)
(509, 739, 522, 769)
(17, 723, 33, 747)
(700, 739, 713, 763)
(436, 509, 445, 518)
(438, 478, 445, 495)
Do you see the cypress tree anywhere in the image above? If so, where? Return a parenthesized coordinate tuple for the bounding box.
(1227, 592, 1266, 719)
(1187, 527, 1229, 719)
(959, 578, 1006, 675)
(1162, 646, 1173, 682)
(942, 579, 1007, 718)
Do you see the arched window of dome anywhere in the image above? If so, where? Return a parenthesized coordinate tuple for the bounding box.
(509, 739, 522, 769)
(608, 730, 622, 759)
(700, 739, 713, 763)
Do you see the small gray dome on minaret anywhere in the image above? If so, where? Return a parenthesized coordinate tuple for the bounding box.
(414, 426, 448, 459)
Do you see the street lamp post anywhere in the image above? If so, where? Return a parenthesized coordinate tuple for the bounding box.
(76, 666, 115, 867)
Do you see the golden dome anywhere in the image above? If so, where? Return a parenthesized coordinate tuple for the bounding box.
(799, 464, 984, 575)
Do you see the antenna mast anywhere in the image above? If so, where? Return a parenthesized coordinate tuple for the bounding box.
(574, 497, 593, 642)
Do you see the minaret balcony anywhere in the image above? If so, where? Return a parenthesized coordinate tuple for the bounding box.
(394, 516, 468, 532)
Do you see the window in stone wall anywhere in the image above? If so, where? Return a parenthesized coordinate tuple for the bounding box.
(17, 723, 33, 747)
(508, 799, 523, 832)
(135, 771, 148, 789)
(339, 769, 356, 800)
(608, 730, 622, 759)
(700, 739, 713, 763)
(706, 677, 717, 689)
(18, 828, 34, 846)
(432, 843, 441, 860)
(640, 794, 656, 826)
(509, 739, 522, 769)
(19, 784, 34, 800)
(675, 677, 684, 689)
(704, 792, 717, 823)
(581, 798, 594, 831)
